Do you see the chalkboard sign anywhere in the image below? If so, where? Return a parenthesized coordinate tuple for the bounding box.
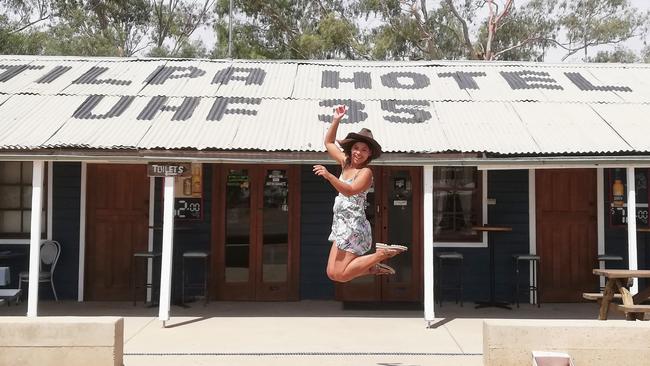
(173, 163, 203, 220)
(175, 197, 202, 220)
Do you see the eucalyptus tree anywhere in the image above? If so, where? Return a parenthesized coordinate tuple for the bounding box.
(358, 0, 648, 61)
(212, 0, 368, 59)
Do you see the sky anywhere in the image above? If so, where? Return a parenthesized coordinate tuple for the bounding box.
(192, 0, 649, 62)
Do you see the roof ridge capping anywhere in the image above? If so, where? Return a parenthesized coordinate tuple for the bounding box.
(2, 55, 650, 68)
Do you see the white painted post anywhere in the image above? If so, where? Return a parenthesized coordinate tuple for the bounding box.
(47, 162, 53, 241)
(528, 169, 536, 304)
(423, 165, 435, 326)
(147, 177, 155, 302)
(158, 176, 175, 323)
(27, 161, 45, 317)
(597, 168, 605, 290)
(626, 167, 638, 294)
(78, 162, 87, 302)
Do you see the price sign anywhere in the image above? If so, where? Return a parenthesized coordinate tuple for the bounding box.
(173, 163, 203, 220)
(175, 198, 202, 220)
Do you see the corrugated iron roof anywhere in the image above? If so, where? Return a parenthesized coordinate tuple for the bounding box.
(0, 56, 649, 157)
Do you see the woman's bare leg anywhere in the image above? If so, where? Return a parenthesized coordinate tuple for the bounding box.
(326, 242, 397, 282)
(336, 250, 395, 282)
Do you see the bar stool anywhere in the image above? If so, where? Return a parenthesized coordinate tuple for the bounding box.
(435, 251, 464, 307)
(512, 254, 540, 308)
(181, 251, 210, 306)
(597, 254, 624, 290)
(132, 251, 162, 306)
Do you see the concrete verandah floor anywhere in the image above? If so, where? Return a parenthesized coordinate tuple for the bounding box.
(0, 300, 629, 366)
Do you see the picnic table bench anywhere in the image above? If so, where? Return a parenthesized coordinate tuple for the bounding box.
(588, 269, 650, 321)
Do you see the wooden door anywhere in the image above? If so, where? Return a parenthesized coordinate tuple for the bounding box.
(336, 166, 422, 302)
(213, 165, 300, 301)
(536, 169, 598, 302)
(85, 164, 149, 301)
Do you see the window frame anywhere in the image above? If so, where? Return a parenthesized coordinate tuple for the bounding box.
(0, 161, 49, 241)
(432, 167, 487, 248)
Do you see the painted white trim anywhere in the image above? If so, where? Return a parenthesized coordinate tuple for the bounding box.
(158, 177, 175, 323)
(77, 162, 87, 302)
(423, 165, 435, 325)
(47, 162, 53, 240)
(0, 239, 29, 245)
(626, 167, 639, 294)
(597, 168, 605, 289)
(528, 170, 536, 255)
(27, 161, 44, 317)
(528, 169, 536, 304)
(147, 177, 155, 302)
(0, 161, 52, 246)
(482, 170, 488, 244)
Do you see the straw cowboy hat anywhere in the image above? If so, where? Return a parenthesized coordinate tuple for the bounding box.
(337, 128, 382, 160)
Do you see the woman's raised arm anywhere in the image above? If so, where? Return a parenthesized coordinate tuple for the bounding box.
(324, 105, 347, 167)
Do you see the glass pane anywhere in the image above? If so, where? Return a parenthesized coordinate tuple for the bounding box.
(433, 167, 480, 241)
(386, 170, 413, 283)
(21, 162, 32, 184)
(225, 169, 250, 283)
(433, 167, 475, 188)
(262, 169, 289, 282)
(0, 186, 20, 209)
(22, 186, 32, 209)
(0, 162, 21, 184)
(0, 211, 21, 233)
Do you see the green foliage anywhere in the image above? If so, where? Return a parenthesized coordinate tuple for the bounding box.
(586, 46, 639, 63)
(642, 46, 650, 63)
(214, 0, 365, 59)
(0, 0, 647, 62)
(558, 0, 648, 60)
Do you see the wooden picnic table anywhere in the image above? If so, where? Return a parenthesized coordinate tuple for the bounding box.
(591, 269, 650, 321)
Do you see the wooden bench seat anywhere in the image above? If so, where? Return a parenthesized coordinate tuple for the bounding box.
(616, 304, 650, 312)
(616, 304, 650, 321)
(582, 292, 622, 301)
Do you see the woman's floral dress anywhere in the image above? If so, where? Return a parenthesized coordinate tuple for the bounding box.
(328, 174, 372, 255)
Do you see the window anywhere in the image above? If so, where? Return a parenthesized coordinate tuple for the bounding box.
(608, 168, 649, 227)
(433, 167, 482, 242)
(0, 162, 47, 238)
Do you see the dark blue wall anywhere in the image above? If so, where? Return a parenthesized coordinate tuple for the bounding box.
(52, 162, 81, 300)
(435, 170, 530, 303)
(299, 164, 338, 299)
(153, 164, 212, 302)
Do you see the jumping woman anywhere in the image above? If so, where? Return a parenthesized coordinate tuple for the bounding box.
(313, 105, 407, 283)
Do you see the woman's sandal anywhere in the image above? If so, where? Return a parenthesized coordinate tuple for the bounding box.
(371, 263, 396, 275)
(376, 242, 408, 253)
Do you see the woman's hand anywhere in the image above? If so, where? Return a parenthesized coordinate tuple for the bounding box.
(333, 105, 347, 121)
(313, 165, 331, 180)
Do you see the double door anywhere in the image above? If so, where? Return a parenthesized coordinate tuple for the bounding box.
(212, 165, 300, 301)
(336, 167, 422, 302)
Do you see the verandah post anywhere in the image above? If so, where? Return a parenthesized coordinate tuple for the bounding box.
(158, 176, 175, 324)
(27, 160, 45, 317)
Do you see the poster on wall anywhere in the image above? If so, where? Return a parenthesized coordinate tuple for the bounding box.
(609, 168, 649, 227)
(174, 163, 202, 220)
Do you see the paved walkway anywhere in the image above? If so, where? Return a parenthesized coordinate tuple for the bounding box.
(0, 300, 625, 366)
